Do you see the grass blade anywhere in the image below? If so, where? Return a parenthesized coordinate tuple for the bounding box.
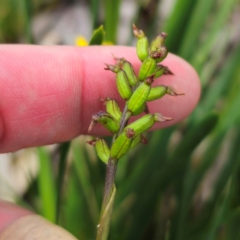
(104, 0, 120, 43)
(89, 25, 105, 45)
(163, 0, 197, 53)
(55, 141, 71, 224)
(178, 0, 215, 59)
(37, 147, 56, 222)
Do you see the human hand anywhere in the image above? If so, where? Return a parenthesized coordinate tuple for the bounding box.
(0, 45, 200, 238)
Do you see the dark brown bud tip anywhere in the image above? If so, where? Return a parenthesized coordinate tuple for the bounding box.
(104, 64, 120, 73)
(126, 128, 135, 138)
(86, 138, 99, 146)
(160, 32, 168, 39)
(150, 46, 168, 59)
(154, 113, 173, 122)
(145, 73, 156, 84)
(162, 116, 173, 121)
(88, 120, 97, 133)
(166, 86, 184, 96)
(156, 64, 174, 75)
(144, 104, 149, 114)
(132, 23, 145, 38)
(164, 67, 174, 75)
(88, 113, 101, 133)
(140, 135, 148, 144)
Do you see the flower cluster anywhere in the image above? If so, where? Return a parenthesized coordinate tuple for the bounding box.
(88, 24, 183, 163)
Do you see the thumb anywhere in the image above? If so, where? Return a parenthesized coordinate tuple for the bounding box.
(0, 201, 77, 240)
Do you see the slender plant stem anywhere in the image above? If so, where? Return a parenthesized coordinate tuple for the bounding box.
(119, 107, 131, 134)
(100, 158, 118, 215)
(96, 104, 132, 240)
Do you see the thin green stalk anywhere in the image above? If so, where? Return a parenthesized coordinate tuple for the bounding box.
(101, 158, 118, 213)
(97, 185, 116, 240)
(96, 106, 131, 240)
(118, 106, 131, 135)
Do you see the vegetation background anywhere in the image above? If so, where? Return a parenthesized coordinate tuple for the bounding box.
(0, 0, 240, 239)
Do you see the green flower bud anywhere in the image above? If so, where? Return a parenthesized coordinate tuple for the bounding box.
(110, 128, 135, 160)
(147, 86, 184, 101)
(147, 86, 166, 101)
(121, 59, 138, 87)
(125, 113, 172, 135)
(129, 134, 147, 150)
(101, 97, 122, 122)
(87, 138, 110, 164)
(154, 65, 173, 79)
(88, 111, 120, 134)
(150, 32, 167, 52)
(138, 56, 156, 81)
(131, 103, 147, 116)
(127, 75, 154, 114)
(105, 64, 132, 100)
(132, 24, 149, 62)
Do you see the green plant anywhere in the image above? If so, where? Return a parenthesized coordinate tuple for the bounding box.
(87, 24, 183, 240)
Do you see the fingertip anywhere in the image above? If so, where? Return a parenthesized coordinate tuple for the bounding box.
(0, 45, 200, 151)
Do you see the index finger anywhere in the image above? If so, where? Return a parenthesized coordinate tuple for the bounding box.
(0, 45, 200, 153)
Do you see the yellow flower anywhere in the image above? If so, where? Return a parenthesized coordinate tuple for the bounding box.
(75, 36, 88, 46)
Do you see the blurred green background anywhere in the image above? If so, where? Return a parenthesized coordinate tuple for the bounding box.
(0, 0, 240, 239)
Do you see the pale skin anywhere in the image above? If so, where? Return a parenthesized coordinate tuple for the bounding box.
(0, 45, 200, 238)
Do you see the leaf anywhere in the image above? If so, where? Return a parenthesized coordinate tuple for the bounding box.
(89, 25, 105, 45)
(37, 147, 56, 223)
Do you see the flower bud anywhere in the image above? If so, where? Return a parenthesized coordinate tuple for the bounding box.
(147, 86, 184, 102)
(88, 111, 120, 134)
(150, 32, 167, 52)
(87, 138, 110, 164)
(154, 65, 173, 79)
(121, 60, 138, 87)
(105, 64, 132, 100)
(147, 86, 166, 101)
(101, 98, 122, 122)
(127, 75, 154, 114)
(138, 56, 157, 81)
(132, 24, 149, 62)
(131, 103, 148, 116)
(110, 128, 135, 160)
(125, 113, 172, 135)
